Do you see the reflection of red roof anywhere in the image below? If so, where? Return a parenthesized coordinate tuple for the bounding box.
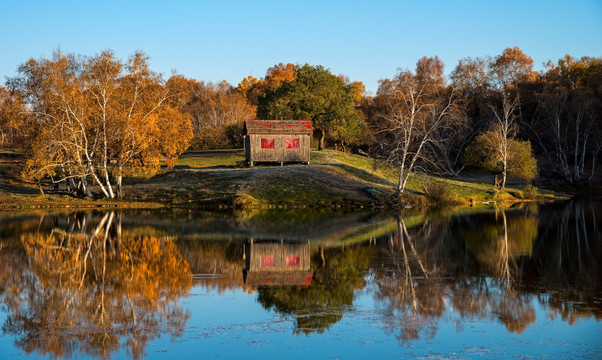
(244, 120, 312, 135)
(245, 270, 312, 287)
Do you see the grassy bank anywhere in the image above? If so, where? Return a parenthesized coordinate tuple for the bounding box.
(0, 149, 568, 210)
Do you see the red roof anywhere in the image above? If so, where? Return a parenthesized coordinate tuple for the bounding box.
(244, 119, 312, 135)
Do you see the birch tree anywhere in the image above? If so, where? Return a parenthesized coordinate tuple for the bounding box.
(461, 47, 538, 190)
(9, 49, 192, 198)
(535, 55, 601, 184)
(374, 57, 462, 197)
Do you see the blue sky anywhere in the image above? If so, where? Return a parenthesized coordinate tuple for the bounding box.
(2, 0, 601, 94)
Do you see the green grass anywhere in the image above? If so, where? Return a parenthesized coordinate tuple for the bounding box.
(1, 148, 568, 210)
(176, 150, 245, 168)
(309, 149, 568, 205)
(145, 148, 566, 207)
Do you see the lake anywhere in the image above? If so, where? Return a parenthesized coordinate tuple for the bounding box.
(0, 201, 600, 359)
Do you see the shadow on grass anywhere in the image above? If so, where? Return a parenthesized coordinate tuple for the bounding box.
(329, 163, 394, 187)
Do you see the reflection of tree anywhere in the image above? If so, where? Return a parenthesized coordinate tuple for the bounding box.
(463, 207, 538, 277)
(0, 212, 191, 359)
(178, 241, 244, 292)
(373, 210, 541, 344)
(1, 203, 600, 351)
(257, 245, 372, 335)
(373, 216, 445, 343)
(459, 207, 538, 333)
(533, 200, 602, 324)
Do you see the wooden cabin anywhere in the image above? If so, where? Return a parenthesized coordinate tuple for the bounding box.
(243, 120, 312, 166)
(243, 240, 312, 286)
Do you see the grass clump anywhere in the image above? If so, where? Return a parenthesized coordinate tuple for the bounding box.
(521, 184, 538, 200)
(422, 178, 463, 207)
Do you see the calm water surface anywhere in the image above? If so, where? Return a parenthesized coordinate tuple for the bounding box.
(0, 201, 600, 359)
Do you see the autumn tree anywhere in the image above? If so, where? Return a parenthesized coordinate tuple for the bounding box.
(491, 46, 536, 123)
(257, 63, 367, 150)
(163, 76, 258, 150)
(372, 57, 464, 197)
(487, 47, 537, 189)
(8, 49, 193, 198)
(455, 47, 538, 190)
(238, 62, 297, 106)
(534, 55, 602, 184)
(0, 86, 26, 146)
(451, 56, 492, 137)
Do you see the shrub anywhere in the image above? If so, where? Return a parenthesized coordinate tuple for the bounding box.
(522, 184, 538, 200)
(189, 127, 231, 150)
(190, 122, 245, 150)
(422, 179, 459, 207)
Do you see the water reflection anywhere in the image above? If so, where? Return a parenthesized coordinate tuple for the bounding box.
(257, 244, 372, 335)
(243, 240, 312, 286)
(0, 201, 600, 359)
(0, 212, 191, 359)
(370, 202, 601, 344)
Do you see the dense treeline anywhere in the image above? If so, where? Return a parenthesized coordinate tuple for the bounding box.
(0, 47, 600, 198)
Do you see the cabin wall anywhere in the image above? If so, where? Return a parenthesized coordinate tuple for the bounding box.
(246, 242, 310, 271)
(244, 135, 251, 161)
(247, 134, 310, 163)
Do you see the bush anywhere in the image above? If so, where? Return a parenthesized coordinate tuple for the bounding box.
(189, 123, 244, 150)
(223, 122, 244, 148)
(522, 184, 538, 200)
(422, 179, 459, 206)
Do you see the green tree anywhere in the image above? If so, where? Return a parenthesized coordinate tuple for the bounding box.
(257, 64, 367, 150)
(463, 129, 538, 188)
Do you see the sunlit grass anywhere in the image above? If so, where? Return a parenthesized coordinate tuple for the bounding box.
(177, 150, 245, 168)
(1, 148, 569, 210)
(309, 149, 568, 204)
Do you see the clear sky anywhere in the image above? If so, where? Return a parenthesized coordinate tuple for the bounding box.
(1, 0, 601, 94)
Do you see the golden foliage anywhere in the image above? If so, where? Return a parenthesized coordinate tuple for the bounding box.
(5, 214, 191, 359)
(10, 50, 193, 198)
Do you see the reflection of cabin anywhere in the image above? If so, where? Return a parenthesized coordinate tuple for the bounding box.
(243, 240, 312, 286)
(243, 120, 312, 166)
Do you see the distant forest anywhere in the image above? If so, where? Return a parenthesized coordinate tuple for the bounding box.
(0, 46, 600, 198)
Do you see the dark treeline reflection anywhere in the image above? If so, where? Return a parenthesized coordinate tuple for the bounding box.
(372, 200, 601, 343)
(244, 201, 601, 337)
(0, 201, 600, 357)
(0, 212, 191, 359)
(373, 208, 538, 343)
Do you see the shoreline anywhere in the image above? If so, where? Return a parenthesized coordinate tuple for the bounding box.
(0, 149, 575, 212)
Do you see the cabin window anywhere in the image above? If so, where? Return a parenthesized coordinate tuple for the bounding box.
(285, 138, 300, 149)
(286, 255, 300, 267)
(260, 256, 274, 268)
(261, 138, 274, 149)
